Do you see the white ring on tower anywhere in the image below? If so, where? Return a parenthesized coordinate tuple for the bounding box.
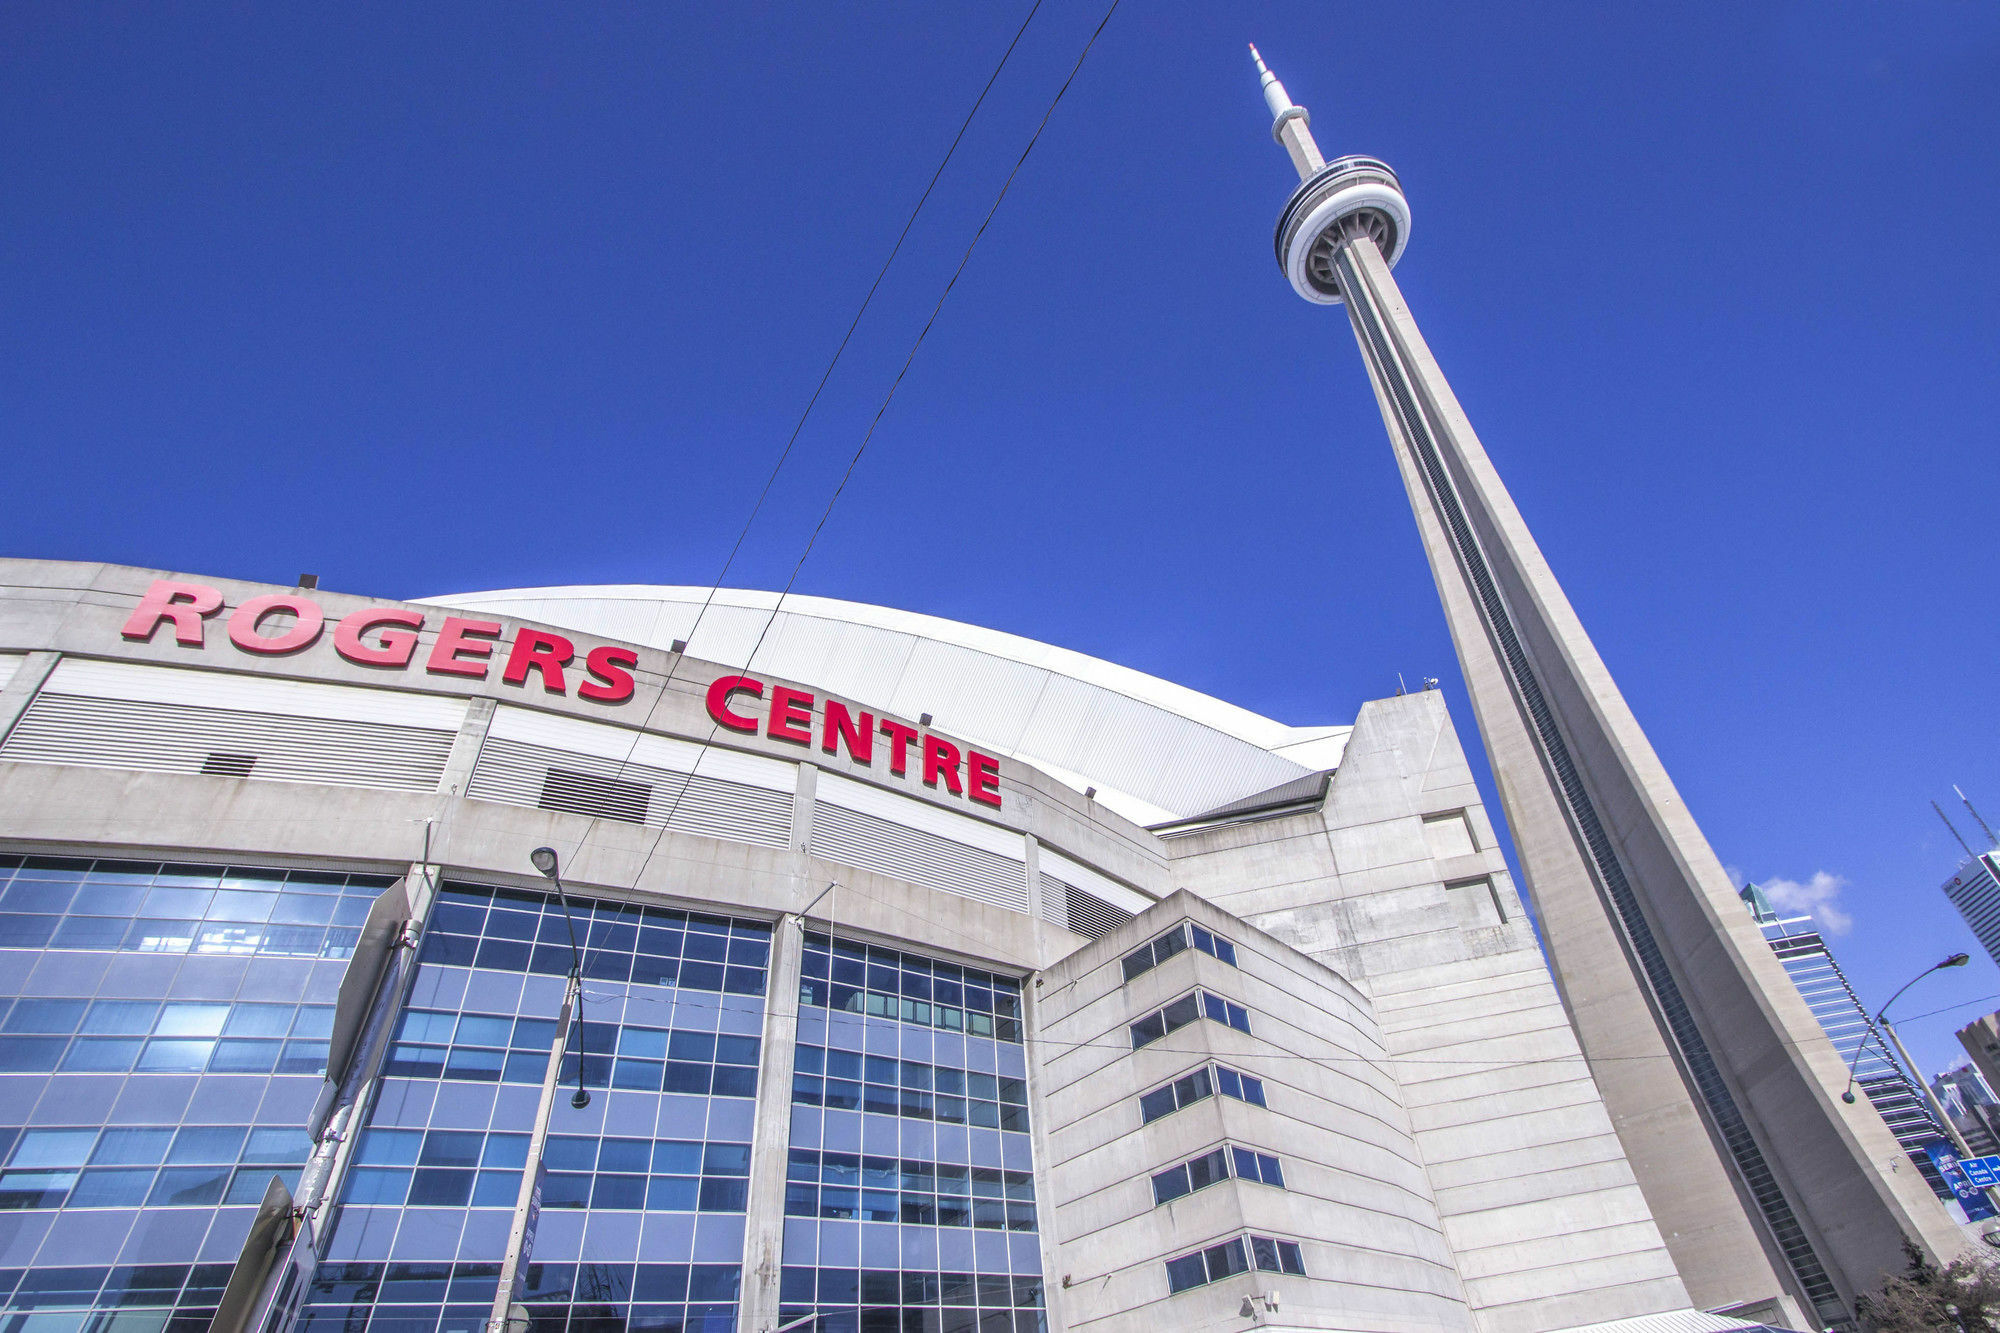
(1283, 182, 1411, 305)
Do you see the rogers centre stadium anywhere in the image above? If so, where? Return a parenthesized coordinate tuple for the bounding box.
(0, 560, 1788, 1333)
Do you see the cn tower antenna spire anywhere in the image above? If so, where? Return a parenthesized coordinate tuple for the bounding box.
(1248, 44, 1323, 179)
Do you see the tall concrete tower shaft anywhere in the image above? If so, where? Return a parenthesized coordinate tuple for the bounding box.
(1250, 48, 1961, 1329)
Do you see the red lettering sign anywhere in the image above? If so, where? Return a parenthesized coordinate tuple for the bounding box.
(697, 672, 1001, 809)
(228, 595, 325, 656)
(503, 628, 574, 694)
(707, 676, 764, 732)
(122, 580, 223, 646)
(967, 751, 1002, 808)
(879, 719, 919, 777)
(335, 609, 425, 668)
(767, 686, 814, 745)
(114, 581, 1000, 806)
(427, 617, 503, 678)
(580, 646, 637, 703)
(822, 700, 873, 764)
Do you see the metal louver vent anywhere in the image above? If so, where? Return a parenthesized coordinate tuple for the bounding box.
(1037, 845, 1153, 939)
(1044, 875, 1134, 940)
(539, 766, 650, 825)
(201, 751, 259, 778)
(1038, 872, 1067, 922)
(811, 802, 1028, 913)
(469, 734, 791, 849)
(1, 693, 456, 792)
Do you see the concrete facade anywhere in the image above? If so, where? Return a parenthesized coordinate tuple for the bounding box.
(0, 559, 1776, 1333)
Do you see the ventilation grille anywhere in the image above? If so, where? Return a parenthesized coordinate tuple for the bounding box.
(1041, 873, 1134, 940)
(811, 803, 1027, 914)
(468, 735, 791, 848)
(1, 693, 454, 792)
(1037, 845, 1152, 939)
(1038, 873, 1067, 921)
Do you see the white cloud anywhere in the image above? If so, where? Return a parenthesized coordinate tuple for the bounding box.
(1759, 871, 1853, 935)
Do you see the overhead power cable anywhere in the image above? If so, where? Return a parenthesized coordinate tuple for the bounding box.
(541, 0, 1051, 893)
(605, 0, 1125, 901)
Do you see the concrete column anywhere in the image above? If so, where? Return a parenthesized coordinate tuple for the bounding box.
(0, 651, 58, 744)
(740, 913, 805, 1331)
(789, 765, 817, 855)
(1020, 974, 1068, 1333)
(437, 697, 496, 797)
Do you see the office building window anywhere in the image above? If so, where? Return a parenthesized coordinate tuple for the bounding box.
(799, 932, 1024, 1043)
(1130, 990, 1251, 1049)
(791, 1043, 1030, 1133)
(305, 881, 773, 1333)
(1151, 1145, 1284, 1205)
(1138, 1063, 1266, 1122)
(418, 886, 770, 996)
(777, 1267, 1043, 1332)
(1165, 1234, 1304, 1294)
(783, 1149, 1036, 1232)
(1122, 921, 1237, 982)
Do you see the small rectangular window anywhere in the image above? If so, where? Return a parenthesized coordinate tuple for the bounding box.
(1165, 1254, 1207, 1294)
(1422, 810, 1478, 859)
(1187, 1148, 1228, 1192)
(1446, 876, 1507, 927)
(1171, 1233, 1304, 1295)
(1139, 1087, 1177, 1124)
(1124, 922, 1238, 983)
(1151, 1163, 1191, 1205)
(1204, 1239, 1248, 1282)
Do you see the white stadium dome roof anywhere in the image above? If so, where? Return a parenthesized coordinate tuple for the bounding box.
(421, 586, 1349, 827)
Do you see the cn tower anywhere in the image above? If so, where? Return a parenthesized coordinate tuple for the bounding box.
(1249, 47, 1960, 1328)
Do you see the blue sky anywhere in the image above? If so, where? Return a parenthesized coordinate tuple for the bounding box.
(4, 2, 1998, 1077)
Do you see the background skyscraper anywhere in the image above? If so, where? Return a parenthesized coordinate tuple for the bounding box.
(1251, 47, 1961, 1327)
(1738, 883, 1950, 1202)
(1944, 852, 2000, 970)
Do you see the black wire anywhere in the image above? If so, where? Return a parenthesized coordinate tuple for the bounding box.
(548, 0, 1048, 882)
(622, 0, 1125, 894)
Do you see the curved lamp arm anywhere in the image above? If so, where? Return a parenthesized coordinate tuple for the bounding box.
(1841, 952, 1970, 1104)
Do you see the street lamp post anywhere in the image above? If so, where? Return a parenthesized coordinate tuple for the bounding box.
(486, 848, 593, 1333)
(1841, 953, 1994, 1212)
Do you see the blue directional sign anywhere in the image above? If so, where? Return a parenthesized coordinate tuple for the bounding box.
(1960, 1154, 2000, 1191)
(1923, 1141, 2000, 1220)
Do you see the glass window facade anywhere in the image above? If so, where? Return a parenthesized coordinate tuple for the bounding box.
(1163, 1233, 1303, 1295)
(786, 934, 1041, 1331)
(1136, 1063, 1265, 1124)
(799, 934, 1023, 1044)
(302, 882, 772, 1333)
(1128, 990, 1250, 1050)
(0, 854, 386, 1332)
(1120, 922, 1236, 982)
